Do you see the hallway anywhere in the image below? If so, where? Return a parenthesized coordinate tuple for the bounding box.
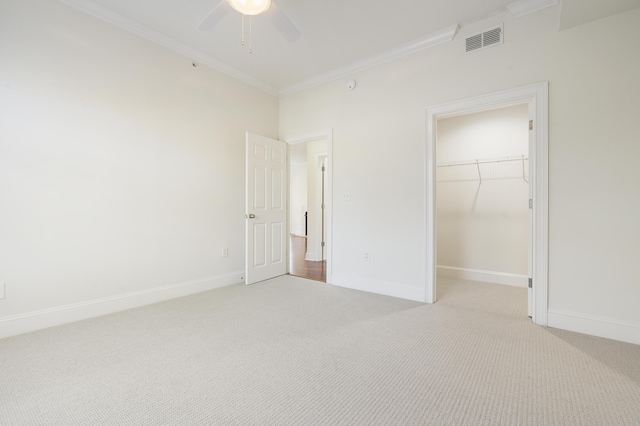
(289, 235, 326, 282)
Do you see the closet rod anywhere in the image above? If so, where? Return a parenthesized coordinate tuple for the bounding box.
(437, 155, 528, 183)
(436, 156, 528, 168)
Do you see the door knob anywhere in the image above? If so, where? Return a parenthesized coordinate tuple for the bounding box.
(246, 214, 256, 219)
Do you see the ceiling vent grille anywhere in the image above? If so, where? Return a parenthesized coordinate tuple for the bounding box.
(465, 24, 503, 54)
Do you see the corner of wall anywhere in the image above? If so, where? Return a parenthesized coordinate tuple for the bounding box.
(547, 309, 640, 346)
(0, 272, 244, 340)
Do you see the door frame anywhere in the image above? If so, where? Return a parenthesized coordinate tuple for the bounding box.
(425, 83, 548, 326)
(282, 128, 333, 284)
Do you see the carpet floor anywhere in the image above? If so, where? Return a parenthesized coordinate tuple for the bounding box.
(1, 275, 639, 425)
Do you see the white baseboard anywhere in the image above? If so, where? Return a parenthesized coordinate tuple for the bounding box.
(437, 265, 528, 288)
(331, 275, 425, 302)
(547, 308, 640, 346)
(0, 271, 244, 340)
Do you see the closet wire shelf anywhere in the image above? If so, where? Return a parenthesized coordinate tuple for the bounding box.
(437, 155, 528, 183)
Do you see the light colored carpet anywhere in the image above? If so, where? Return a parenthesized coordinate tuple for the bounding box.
(1, 275, 639, 425)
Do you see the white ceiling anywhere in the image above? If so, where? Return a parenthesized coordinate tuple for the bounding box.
(57, 0, 639, 96)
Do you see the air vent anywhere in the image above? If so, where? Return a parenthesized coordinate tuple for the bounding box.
(465, 24, 503, 54)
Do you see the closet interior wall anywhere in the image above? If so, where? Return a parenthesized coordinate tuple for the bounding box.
(436, 104, 529, 286)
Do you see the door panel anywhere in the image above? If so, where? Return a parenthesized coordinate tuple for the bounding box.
(271, 222, 283, 263)
(246, 133, 287, 284)
(272, 169, 284, 209)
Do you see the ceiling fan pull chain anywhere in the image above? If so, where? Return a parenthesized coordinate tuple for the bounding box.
(249, 16, 253, 54)
(241, 14, 245, 46)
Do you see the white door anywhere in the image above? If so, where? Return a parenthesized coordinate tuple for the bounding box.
(245, 132, 287, 285)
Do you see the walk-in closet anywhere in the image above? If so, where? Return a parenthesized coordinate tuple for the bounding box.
(436, 103, 530, 293)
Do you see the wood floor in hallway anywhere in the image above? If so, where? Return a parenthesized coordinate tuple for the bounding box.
(289, 235, 326, 282)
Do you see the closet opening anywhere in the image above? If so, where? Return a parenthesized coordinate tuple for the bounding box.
(425, 82, 548, 325)
(435, 103, 531, 315)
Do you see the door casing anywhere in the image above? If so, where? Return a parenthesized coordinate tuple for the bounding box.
(425, 83, 549, 325)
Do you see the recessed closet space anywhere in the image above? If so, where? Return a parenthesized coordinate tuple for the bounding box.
(436, 103, 530, 296)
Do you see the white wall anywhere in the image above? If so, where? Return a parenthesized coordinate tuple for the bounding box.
(289, 159, 308, 237)
(0, 0, 278, 336)
(1, 1, 638, 345)
(280, 6, 640, 343)
(437, 105, 529, 285)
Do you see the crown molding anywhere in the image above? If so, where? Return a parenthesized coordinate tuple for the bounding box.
(56, 0, 279, 96)
(55, 0, 557, 99)
(278, 24, 459, 97)
(506, 0, 560, 18)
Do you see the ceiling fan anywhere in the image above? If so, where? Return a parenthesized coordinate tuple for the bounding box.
(197, 0, 301, 53)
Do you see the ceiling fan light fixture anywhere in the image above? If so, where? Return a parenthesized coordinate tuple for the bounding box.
(227, 0, 272, 16)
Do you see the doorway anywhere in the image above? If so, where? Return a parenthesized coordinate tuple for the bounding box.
(425, 83, 548, 326)
(285, 129, 333, 283)
(436, 103, 530, 313)
(288, 142, 326, 282)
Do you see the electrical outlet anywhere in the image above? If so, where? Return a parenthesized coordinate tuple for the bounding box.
(364, 252, 370, 261)
(222, 247, 229, 257)
(342, 192, 351, 201)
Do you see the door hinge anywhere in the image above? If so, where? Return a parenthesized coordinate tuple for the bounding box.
(529, 120, 533, 131)
(529, 198, 533, 209)
(321, 241, 325, 247)
(528, 278, 533, 288)
(322, 165, 325, 172)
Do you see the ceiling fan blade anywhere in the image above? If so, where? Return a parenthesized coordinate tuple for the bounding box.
(197, 0, 229, 31)
(267, 1, 301, 42)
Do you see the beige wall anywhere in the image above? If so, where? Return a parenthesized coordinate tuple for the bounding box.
(280, 6, 640, 338)
(0, 0, 278, 323)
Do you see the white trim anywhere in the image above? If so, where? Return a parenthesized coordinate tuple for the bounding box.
(548, 309, 640, 346)
(282, 129, 333, 145)
(282, 129, 334, 284)
(437, 265, 528, 288)
(56, 0, 458, 98)
(506, 0, 560, 18)
(425, 82, 549, 326)
(332, 275, 425, 303)
(278, 25, 459, 97)
(0, 272, 243, 340)
(56, 0, 279, 96)
(55, 0, 559, 98)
